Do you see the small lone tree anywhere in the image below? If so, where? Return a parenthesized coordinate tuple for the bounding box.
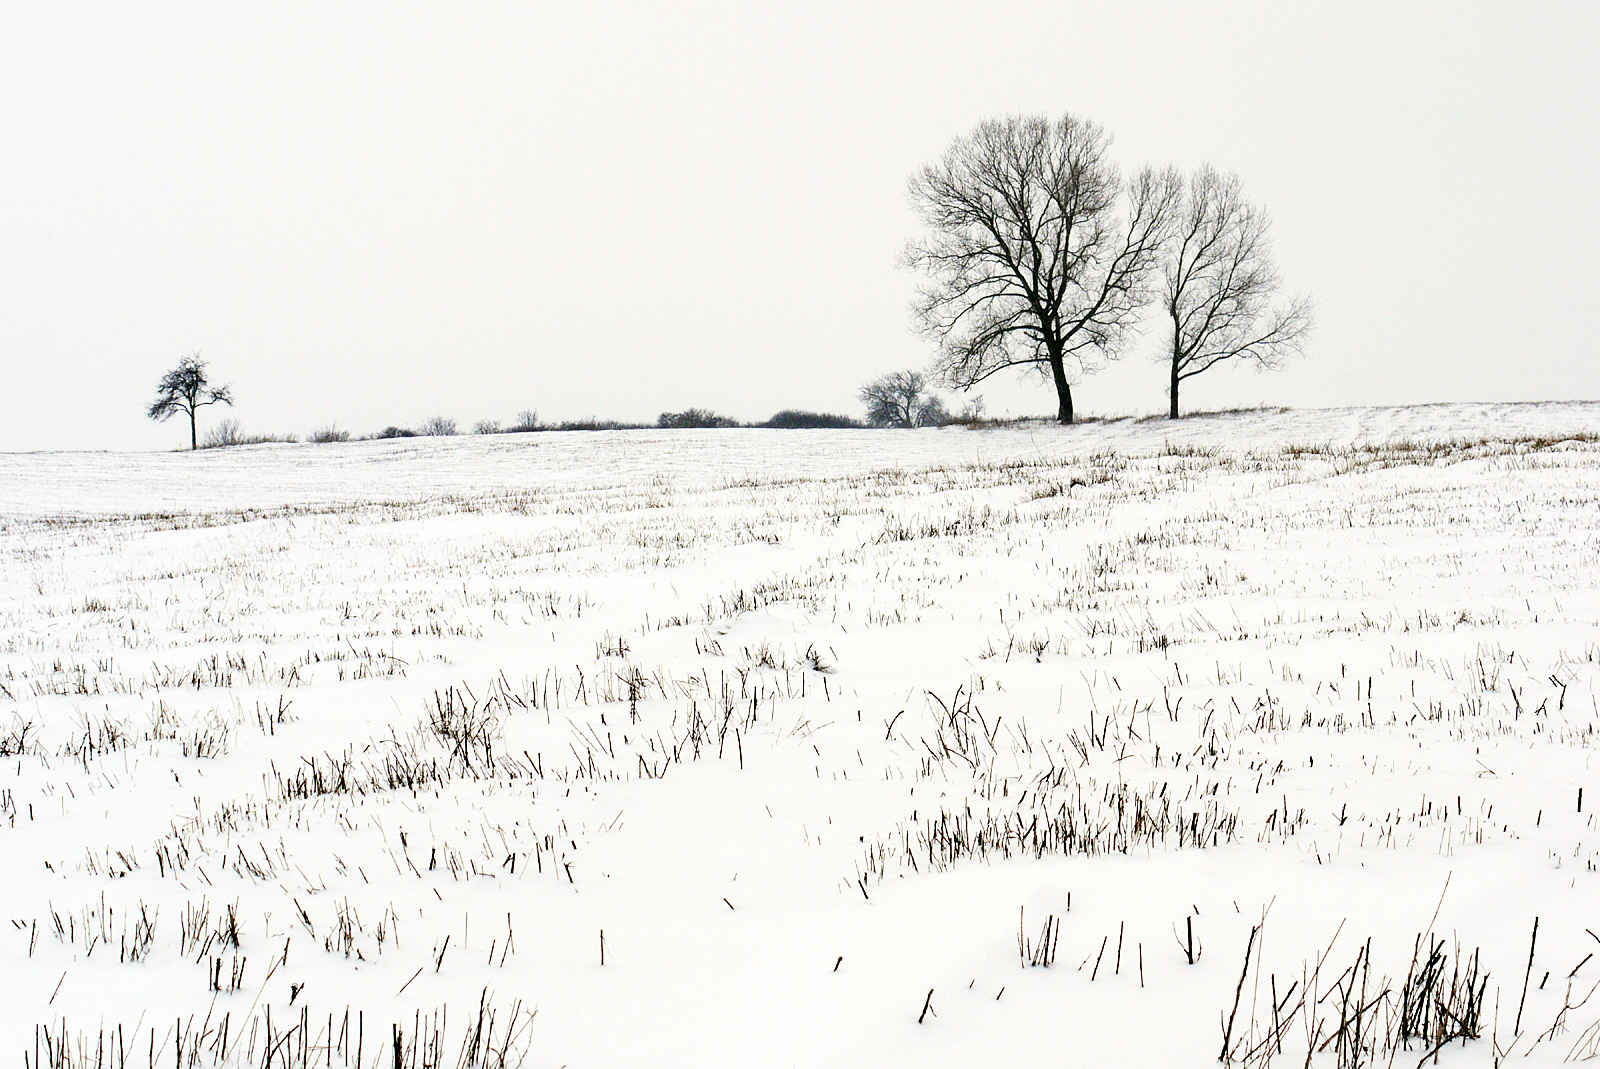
(860, 370, 936, 427)
(1160, 167, 1312, 418)
(148, 354, 233, 450)
(905, 114, 1181, 423)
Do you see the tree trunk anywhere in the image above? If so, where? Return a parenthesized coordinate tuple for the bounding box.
(1169, 349, 1181, 419)
(1048, 354, 1074, 424)
(189, 410, 197, 450)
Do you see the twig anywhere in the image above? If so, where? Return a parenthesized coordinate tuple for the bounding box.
(1515, 917, 1539, 1035)
(396, 967, 423, 997)
(1220, 924, 1260, 1062)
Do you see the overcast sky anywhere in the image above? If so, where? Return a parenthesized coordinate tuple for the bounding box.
(2, 2, 1595, 452)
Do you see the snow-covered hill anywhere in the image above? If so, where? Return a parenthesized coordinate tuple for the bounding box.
(3, 403, 1598, 1067)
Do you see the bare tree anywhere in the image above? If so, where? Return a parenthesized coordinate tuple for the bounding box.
(1160, 167, 1312, 418)
(147, 353, 233, 450)
(914, 394, 950, 427)
(904, 114, 1181, 423)
(860, 370, 936, 427)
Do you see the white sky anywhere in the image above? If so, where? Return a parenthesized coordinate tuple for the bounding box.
(2, 1, 1596, 452)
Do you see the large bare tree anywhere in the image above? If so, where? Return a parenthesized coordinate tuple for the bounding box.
(147, 353, 233, 450)
(1160, 167, 1312, 418)
(904, 114, 1180, 423)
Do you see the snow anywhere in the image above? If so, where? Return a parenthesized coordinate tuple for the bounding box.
(2, 402, 1598, 1067)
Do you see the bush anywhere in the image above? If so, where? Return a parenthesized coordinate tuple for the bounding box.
(372, 426, 417, 439)
(309, 425, 350, 443)
(202, 419, 243, 448)
(947, 396, 987, 425)
(510, 410, 540, 432)
(657, 409, 741, 429)
(760, 410, 865, 428)
(418, 416, 458, 437)
(201, 420, 297, 447)
(473, 420, 501, 435)
(550, 419, 650, 432)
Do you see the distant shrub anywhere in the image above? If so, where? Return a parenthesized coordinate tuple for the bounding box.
(1134, 404, 1291, 423)
(473, 419, 501, 435)
(201, 419, 298, 447)
(202, 419, 243, 448)
(552, 419, 649, 432)
(658, 409, 740, 429)
(372, 426, 417, 439)
(760, 410, 865, 429)
(309, 425, 350, 443)
(418, 416, 458, 437)
(944, 396, 987, 425)
(510, 410, 540, 432)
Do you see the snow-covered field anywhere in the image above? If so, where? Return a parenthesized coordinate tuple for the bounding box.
(3, 402, 1599, 1068)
